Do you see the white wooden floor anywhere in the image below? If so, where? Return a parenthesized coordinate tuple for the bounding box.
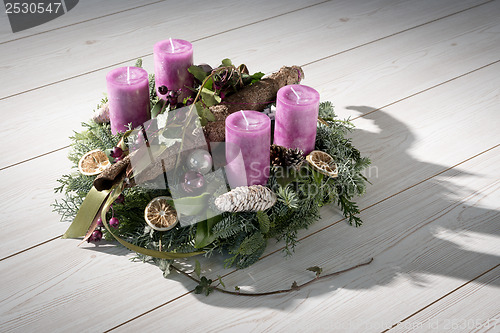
(1, 0, 499, 332)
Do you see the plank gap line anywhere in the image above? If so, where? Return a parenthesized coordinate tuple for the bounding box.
(377, 179, 500, 256)
(0, 145, 70, 171)
(2, 108, 498, 264)
(382, 263, 500, 333)
(103, 290, 193, 333)
(264, 143, 500, 255)
(0, 234, 63, 262)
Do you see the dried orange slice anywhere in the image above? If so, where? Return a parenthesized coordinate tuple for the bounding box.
(144, 196, 178, 231)
(306, 150, 338, 178)
(78, 149, 111, 176)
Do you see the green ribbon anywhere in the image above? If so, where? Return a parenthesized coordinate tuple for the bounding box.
(62, 187, 110, 239)
(64, 182, 205, 259)
(100, 184, 205, 259)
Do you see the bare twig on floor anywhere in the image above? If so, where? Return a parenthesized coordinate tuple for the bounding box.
(171, 257, 374, 297)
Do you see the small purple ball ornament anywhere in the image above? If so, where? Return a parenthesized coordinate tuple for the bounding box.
(181, 170, 206, 196)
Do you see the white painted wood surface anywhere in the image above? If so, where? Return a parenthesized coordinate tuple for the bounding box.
(2, 0, 499, 259)
(115, 148, 500, 332)
(0, 0, 490, 169)
(0, 0, 499, 331)
(389, 266, 500, 332)
(0, 0, 163, 42)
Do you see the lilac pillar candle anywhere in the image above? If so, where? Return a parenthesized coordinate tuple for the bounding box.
(106, 66, 151, 135)
(153, 38, 194, 103)
(225, 111, 271, 187)
(274, 84, 320, 155)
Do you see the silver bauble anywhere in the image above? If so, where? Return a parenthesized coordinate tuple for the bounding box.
(186, 149, 213, 174)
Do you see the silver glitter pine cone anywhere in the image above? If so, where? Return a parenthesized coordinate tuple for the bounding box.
(214, 185, 277, 212)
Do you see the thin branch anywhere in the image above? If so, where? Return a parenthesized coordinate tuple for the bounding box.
(171, 257, 373, 297)
(317, 116, 330, 126)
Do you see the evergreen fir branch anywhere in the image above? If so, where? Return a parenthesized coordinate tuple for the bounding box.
(318, 101, 335, 120)
(149, 74, 156, 100)
(93, 121, 118, 150)
(225, 231, 267, 269)
(67, 121, 120, 166)
(53, 95, 371, 277)
(276, 185, 299, 209)
(52, 195, 83, 222)
(212, 214, 246, 239)
(237, 232, 266, 255)
(281, 229, 299, 256)
(56, 173, 94, 196)
(256, 211, 270, 234)
(337, 194, 362, 227)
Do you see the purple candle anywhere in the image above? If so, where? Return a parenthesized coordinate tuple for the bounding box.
(153, 38, 194, 103)
(106, 66, 150, 135)
(225, 111, 271, 187)
(274, 84, 320, 155)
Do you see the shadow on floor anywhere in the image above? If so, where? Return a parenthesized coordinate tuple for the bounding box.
(83, 106, 500, 309)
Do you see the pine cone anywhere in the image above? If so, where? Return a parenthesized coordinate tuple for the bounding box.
(214, 185, 277, 212)
(285, 147, 305, 168)
(270, 144, 288, 167)
(92, 102, 110, 123)
(270, 144, 305, 168)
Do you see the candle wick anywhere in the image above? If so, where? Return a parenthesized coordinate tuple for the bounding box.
(241, 111, 250, 129)
(290, 86, 300, 103)
(169, 38, 176, 53)
(127, 66, 130, 84)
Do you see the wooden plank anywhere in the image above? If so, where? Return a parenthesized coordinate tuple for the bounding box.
(389, 265, 500, 332)
(0, 0, 163, 43)
(0, 0, 495, 169)
(301, 0, 500, 120)
(0, 55, 499, 332)
(0, 149, 71, 259)
(112, 132, 500, 333)
(343, 61, 500, 206)
(0, 238, 233, 332)
(0, 0, 328, 99)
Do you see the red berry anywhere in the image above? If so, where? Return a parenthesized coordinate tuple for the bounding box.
(115, 194, 125, 204)
(97, 217, 103, 227)
(88, 229, 103, 243)
(158, 85, 168, 95)
(109, 217, 120, 228)
(111, 147, 124, 158)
